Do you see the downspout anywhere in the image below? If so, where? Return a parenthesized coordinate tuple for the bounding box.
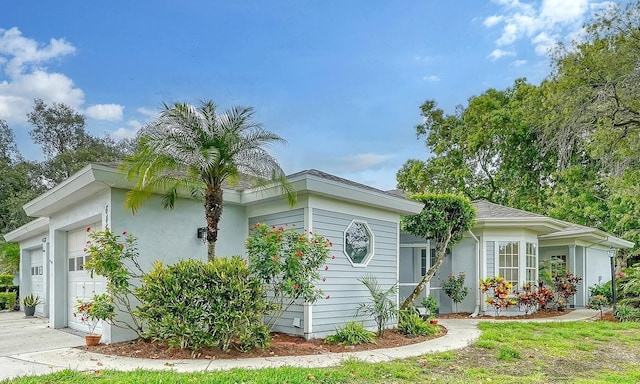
(469, 230, 481, 317)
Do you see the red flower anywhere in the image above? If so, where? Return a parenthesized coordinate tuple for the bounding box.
(324, 266, 329, 271)
(296, 251, 303, 257)
(329, 241, 333, 247)
(83, 248, 87, 252)
(86, 227, 91, 232)
(122, 231, 127, 235)
(293, 284, 299, 290)
(272, 256, 280, 263)
(331, 255, 336, 259)
(322, 277, 326, 282)
(325, 295, 330, 300)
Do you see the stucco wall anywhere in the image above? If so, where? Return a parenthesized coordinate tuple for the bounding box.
(448, 236, 477, 314)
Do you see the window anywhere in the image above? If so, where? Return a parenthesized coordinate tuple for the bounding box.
(344, 220, 373, 265)
(498, 241, 519, 288)
(550, 255, 567, 277)
(525, 242, 537, 285)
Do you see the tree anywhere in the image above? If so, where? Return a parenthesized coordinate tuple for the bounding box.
(400, 193, 475, 309)
(123, 100, 294, 261)
(27, 99, 128, 185)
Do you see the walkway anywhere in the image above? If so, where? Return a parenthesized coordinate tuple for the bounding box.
(0, 309, 600, 380)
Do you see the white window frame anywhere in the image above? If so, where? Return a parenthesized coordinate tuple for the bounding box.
(343, 220, 374, 267)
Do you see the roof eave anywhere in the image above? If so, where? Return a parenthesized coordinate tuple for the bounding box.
(3, 217, 50, 242)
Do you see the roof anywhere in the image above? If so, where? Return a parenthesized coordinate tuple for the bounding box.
(472, 199, 546, 219)
(288, 169, 400, 198)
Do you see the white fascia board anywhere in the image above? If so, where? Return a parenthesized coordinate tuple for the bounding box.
(241, 174, 423, 215)
(3, 217, 50, 242)
(607, 236, 635, 249)
(473, 217, 565, 233)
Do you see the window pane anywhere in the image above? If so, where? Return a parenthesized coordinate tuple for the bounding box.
(68, 258, 75, 272)
(345, 221, 373, 264)
(76, 257, 84, 271)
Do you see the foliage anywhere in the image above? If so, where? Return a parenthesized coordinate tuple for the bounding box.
(589, 295, 610, 320)
(0, 273, 13, 287)
(618, 264, 640, 308)
(74, 294, 115, 335)
(533, 282, 556, 310)
(83, 228, 145, 336)
(121, 100, 294, 261)
(421, 295, 438, 317)
(245, 223, 331, 330)
(400, 193, 475, 309)
(398, 310, 439, 337)
(538, 257, 566, 287)
(355, 275, 398, 337)
(27, 99, 129, 185)
(325, 321, 376, 345)
(21, 293, 43, 307)
(553, 272, 582, 306)
(480, 276, 516, 316)
(442, 272, 469, 313)
(0, 291, 16, 310)
(614, 304, 640, 322)
(0, 243, 19, 275)
(136, 257, 270, 354)
(514, 283, 538, 315)
(589, 283, 613, 303)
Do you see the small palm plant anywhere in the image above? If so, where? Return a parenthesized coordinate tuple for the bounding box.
(355, 275, 398, 337)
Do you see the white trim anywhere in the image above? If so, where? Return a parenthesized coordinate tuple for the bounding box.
(343, 220, 375, 267)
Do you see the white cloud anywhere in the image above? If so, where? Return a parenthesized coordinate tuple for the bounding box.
(422, 75, 441, 82)
(85, 104, 124, 121)
(483, 0, 615, 58)
(512, 59, 527, 66)
(340, 153, 394, 172)
(111, 119, 142, 140)
(488, 48, 516, 60)
(0, 27, 85, 124)
(136, 107, 158, 118)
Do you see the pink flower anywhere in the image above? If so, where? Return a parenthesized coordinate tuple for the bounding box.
(86, 227, 91, 232)
(122, 231, 127, 235)
(325, 295, 330, 300)
(296, 251, 303, 257)
(322, 277, 326, 282)
(329, 241, 333, 247)
(331, 255, 336, 260)
(293, 284, 299, 290)
(83, 248, 87, 252)
(324, 266, 329, 271)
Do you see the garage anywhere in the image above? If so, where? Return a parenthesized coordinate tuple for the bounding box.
(67, 223, 105, 333)
(28, 248, 44, 315)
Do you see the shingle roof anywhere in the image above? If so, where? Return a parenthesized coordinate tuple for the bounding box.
(472, 199, 546, 219)
(288, 169, 402, 197)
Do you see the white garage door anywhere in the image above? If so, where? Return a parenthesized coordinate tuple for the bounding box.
(67, 223, 106, 333)
(29, 249, 44, 314)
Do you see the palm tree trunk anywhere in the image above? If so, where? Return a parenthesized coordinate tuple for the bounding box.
(204, 184, 224, 261)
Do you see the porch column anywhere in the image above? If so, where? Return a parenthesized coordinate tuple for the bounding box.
(568, 245, 576, 307)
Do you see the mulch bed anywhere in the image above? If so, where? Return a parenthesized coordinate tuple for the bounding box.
(437, 308, 575, 320)
(82, 327, 447, 360)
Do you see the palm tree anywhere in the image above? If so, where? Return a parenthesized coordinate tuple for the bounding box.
(122, 100, 294, 261)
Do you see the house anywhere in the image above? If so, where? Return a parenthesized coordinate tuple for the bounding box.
(399, 200, 634, 315)
(4, 164, 633, 343)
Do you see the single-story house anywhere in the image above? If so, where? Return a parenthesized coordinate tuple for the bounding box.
(4, 163, 634, 343)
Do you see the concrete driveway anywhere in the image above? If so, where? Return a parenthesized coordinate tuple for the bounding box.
(0, 310, 84, 380)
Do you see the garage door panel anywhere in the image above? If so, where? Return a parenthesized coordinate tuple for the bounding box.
(29, 249, 44, 315)
(67, 222, 105, 334)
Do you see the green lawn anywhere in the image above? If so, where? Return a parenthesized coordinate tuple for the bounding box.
(3, 321, 640, 384)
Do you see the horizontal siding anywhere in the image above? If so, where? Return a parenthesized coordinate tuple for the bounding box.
(312, 208, 398, 337)
(248, 208, 305, 336)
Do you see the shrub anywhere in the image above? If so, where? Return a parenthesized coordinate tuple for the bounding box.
(84, 229, 145, 336)
(0, 274, 13, 288)
(442, 272, 469, 313)
(74, 294, 115, 335)
(589, 283, 613, 303)
(0, 292, 16, 310)
(325, 321, 376, 345)
(398, 311, 439, 337)
(515, 283, 537, 315)
(421, 295, 438, 317)
(137, 257, 270, 354)
(355, 275, 398, 337)
(588, 295, 610, 320)
(480, 276, 516, 316)
(246, 223, 331, 330)
(534, 281, 555, 310)
(554, 272, 582, 306)
(614, 304, 640, 322)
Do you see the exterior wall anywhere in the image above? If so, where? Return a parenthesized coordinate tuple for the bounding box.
(248, 208, 305, 336)
(18, 233, 49, 316)
(448, 236, 477, 314)
(48, 189, 109, 331)
(584, 246, 611, 304)
(310, 207, 398, 339)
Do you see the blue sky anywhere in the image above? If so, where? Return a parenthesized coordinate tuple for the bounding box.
(1, 1, 620, 190)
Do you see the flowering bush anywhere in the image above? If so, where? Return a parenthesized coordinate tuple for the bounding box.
(480, 276, 516, 316)
(83, 228, 144, 336)
(246, 223, 331, 329)
(442, 272, 469, 313)
(74, 293, 115, 335)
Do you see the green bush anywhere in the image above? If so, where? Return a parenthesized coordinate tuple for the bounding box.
(0, 274, 13, 288)
(589, 283, 612, 303)
(614, 304, 640, 322)
(0, 292, 17, 310)
(136, 257, 270, 354)
(398, 311, 439, 337)
(325, 321, 376, 345)
(589, 295, 610, 320)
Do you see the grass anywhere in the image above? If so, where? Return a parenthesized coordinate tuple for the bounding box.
(3, 321, 640, 383)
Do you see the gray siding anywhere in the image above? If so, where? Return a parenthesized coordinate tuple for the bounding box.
(486, 241, 495, 277)
(248, 209, 305, 336)
(311, 209, 398, 338)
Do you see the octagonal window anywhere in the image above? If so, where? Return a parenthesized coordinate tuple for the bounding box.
(344, 220, 374, 266)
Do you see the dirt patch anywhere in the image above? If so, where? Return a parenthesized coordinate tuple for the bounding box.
(437, 309, 576, 320)
(82, 327, 447, 360)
